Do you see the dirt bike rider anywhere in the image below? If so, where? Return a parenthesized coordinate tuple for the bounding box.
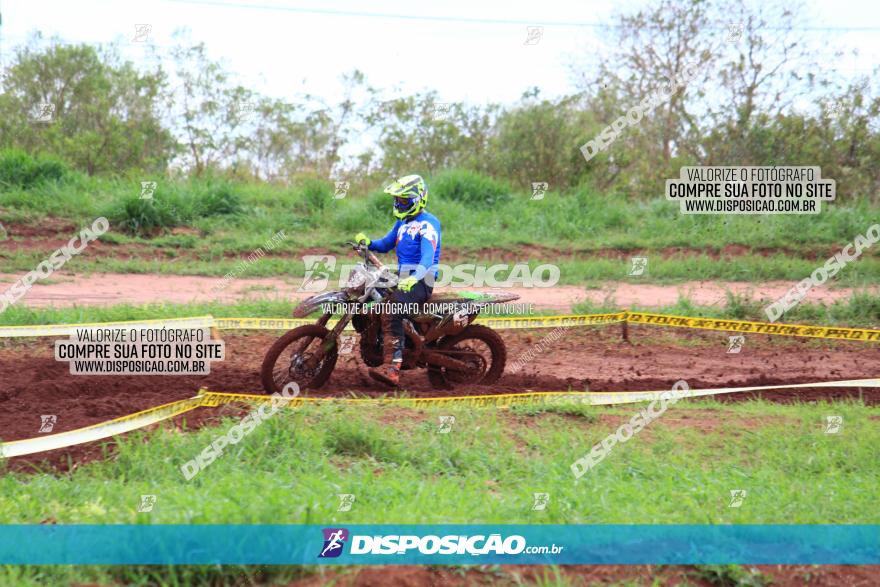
(355, 174, 441, 387)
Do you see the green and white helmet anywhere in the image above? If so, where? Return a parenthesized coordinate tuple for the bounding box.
(384, 174, 428, 220)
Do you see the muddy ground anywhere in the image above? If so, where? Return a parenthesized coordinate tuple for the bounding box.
(1, 325, 877, 471)
(1, 270, 875, 311)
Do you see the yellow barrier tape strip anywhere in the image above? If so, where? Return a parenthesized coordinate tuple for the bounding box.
(201, 378, 880, 408)
(210, 312, 880, 341)
(214, 317, 321, 331)
(3, 378, 877, 457)
(625, 311, 880, 342)
(213, 313, 625, 332)
(0, 396, 205, 459)
(476, 313, 624, 329)
(0, 316, 216, 339)
(579, 378, 880, 405)
(2, 311, 878, 342)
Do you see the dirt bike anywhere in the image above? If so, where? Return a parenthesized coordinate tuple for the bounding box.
(260, 242, 519, 393)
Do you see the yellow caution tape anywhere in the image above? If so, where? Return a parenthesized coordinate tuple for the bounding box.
(625, 311, 880, 342)
(212, 313, 625, 332)
(200, 378, 880, 408)
(0, 316, 216, 339)
(477, 313, 624, 329)
(0, 396, 205, 458)
(215, 311, 880, 341)
(2, 311, 878, 342)
(213, 317, 327, 331)
(4, 379, 878, 458)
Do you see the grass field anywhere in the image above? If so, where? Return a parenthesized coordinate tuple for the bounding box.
(3, 173, 877, 248)
(1, 398, 877, 585)
(2, 173, 879, 284)
(4, 399, 876, 525)
(3, 169, 879, 586)
(4, 248, 880, 287)
(1, 292, 878, 330)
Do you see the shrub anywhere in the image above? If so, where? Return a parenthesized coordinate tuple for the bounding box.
(296, 178, 333, 214)
(0, 149, 68, 190)
(108, 196, 179, 235)
(429, 169, 510, 207)
(367, 190, 390, 216)
(194, 182, 243, 217)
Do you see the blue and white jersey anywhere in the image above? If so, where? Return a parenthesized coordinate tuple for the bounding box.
(368, 211, 442, 280)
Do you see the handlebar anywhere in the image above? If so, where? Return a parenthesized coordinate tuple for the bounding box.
(346, 241, 383, 269)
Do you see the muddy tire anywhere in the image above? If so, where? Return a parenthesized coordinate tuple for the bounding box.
(261, 324, 338, 393)
(428, 325, 507, 389)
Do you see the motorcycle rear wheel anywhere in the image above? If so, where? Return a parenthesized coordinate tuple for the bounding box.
(427, 325, 506, 389)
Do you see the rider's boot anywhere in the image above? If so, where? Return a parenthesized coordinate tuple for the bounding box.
(369, 360, 401, 387)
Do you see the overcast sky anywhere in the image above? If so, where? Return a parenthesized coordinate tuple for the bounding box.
(2, 0, 878, 108)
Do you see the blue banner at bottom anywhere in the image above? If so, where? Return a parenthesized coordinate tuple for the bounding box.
(0, 525, 876, 565)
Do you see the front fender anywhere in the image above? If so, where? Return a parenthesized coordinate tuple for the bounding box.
(293, 291, 349, 317)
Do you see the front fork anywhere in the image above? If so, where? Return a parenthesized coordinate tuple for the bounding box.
(298, 312, 352, 354)
(291, 313, 351, 372)
(324, 313, 352, 353)
(293, 313, 332, 355)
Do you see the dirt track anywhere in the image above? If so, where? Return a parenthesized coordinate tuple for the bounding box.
(2, 271, 876, 311)
(2, 325, 878, 470)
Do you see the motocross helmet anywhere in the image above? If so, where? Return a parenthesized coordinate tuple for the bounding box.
(384, 174, 428, 220)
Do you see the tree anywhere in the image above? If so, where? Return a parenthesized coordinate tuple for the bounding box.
(0, 35, 174, 175)
(366, 91, 497, 178)
(490, 90, 589, 190)
(167, 38, 256, 176)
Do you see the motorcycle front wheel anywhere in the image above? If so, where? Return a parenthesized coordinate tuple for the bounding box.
(260, 324, 339, 393)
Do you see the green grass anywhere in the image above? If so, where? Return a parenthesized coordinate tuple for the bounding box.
(686, 565, 773, 587)
(2, 172, 878, 286)
(0, 563, 316, 586)
(2, 399, 877, 525)
(3, 246, 880, 286)
(1, 292, 879, 329)
(573, 290, 880, 327)
(1, 392, 876, 586)
(0, 399, 872, 587)
(0, 563, 598, 587)
(2, 173, 878, 265)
